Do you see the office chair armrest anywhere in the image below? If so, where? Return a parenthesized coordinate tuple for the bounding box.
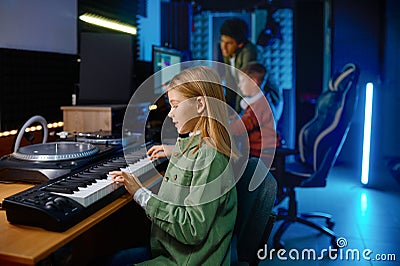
(263, 147, 298, 156)
(274, 147, 299, 167)
(275, 147, 299, 157)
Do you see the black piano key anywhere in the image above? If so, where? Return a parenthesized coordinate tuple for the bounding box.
(111, 160, 128, 165)
(68, 177, 96, 186)
(89, 166, 118, 173)
(42, 186, 75, 194)
(58, 180, 87, 190)
(97, 173, 108, 179)
(80, 171, 108, 180)
(107, 159, 122, 167)
(53, 184, 80, 192)
(75, 174, 98, 182)
(72, 174, 96, 180)
(63, 179, 88, 188)
(102, 164, 125, 170)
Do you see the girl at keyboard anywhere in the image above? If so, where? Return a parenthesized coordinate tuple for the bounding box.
(108, 66, 239, 265)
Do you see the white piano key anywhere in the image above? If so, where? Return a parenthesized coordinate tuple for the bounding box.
(50, 150, 165, 208)
(128, 156, 154, 177)
(53, 179, 122, 207)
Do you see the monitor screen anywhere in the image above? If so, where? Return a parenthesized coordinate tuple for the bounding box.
(152, 46, 182, 95)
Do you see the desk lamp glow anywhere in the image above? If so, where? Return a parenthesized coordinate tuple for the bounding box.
(361, 82, 374, 185)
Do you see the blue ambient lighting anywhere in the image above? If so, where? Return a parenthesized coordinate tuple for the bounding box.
(361, 83, 374, 185)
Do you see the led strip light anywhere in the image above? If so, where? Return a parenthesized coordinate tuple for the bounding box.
(79, 13, 137, 35)
(0, 122, 64, 138)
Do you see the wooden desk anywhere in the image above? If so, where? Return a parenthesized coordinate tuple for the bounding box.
(0, 175, 161, 266)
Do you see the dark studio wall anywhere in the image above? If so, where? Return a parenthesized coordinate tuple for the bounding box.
(375, 0, 400, 187)
(0, 49, 79, 131)
(381, 0, 400, 162)
(293, 0, 326, 139)
(332, 0, 400, 188)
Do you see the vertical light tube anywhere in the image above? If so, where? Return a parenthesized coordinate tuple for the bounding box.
(361, 82, 374, 185)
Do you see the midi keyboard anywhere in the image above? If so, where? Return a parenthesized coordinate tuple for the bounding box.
(2, 147, 167, 232)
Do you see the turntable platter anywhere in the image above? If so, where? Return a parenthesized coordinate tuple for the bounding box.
(12, 142, 99, 162)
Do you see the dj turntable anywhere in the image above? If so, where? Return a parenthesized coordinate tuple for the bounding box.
(0, 141, 124, 183)
(0, 113, 144, 184)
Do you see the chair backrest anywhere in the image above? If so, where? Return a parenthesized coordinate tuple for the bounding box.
(232, 157, 277, 264)
(298, 63, 360, 186)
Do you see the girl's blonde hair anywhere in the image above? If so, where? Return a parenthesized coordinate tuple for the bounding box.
(168, 66, 239, 160)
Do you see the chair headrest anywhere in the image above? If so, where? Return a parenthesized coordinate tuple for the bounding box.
(328, 63, 357, 92)
(299, 63, 360, 171)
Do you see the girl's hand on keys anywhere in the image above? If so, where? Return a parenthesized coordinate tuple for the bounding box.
(109, 171, 141, 196)
(147, 145, 174, 160)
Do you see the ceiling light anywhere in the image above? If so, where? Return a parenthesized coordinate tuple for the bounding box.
(79, 13, 137, 35)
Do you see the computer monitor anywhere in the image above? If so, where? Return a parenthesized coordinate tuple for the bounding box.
(152, 45, 182, 95)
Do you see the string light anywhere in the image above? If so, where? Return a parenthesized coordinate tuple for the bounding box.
(0, 122, 64, 138)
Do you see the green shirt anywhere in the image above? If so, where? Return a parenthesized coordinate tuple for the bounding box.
(139, 134, 237, 265)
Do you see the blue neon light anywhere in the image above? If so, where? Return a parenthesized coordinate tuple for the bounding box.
(361, 83, 373, 185)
